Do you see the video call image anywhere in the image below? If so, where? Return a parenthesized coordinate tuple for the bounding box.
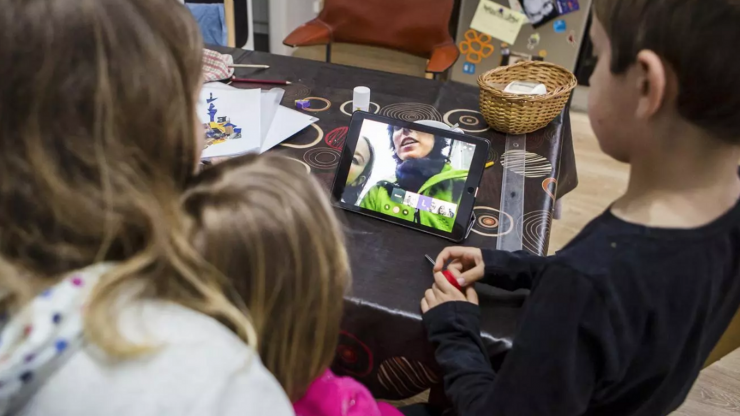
(519, 0, 560, 27)
(342, 120, 476, 233)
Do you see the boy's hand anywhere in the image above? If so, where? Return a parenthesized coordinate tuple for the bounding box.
(421, 270, 479, 313)
(435, 247, 485, 286)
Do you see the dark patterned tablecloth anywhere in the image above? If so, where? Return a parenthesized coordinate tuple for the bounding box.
(211, 47, 578, 401)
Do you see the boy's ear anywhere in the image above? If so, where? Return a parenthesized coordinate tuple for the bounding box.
(634, 50, 667, 120)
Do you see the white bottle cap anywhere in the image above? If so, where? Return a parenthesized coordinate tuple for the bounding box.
(353, 86, 371, 113)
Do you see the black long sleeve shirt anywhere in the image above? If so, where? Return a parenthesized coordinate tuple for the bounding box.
(423, 202, 740, 416)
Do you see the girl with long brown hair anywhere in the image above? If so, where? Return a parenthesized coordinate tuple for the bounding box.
(183, 154, 401, 416)
(0, 0, 292, 414)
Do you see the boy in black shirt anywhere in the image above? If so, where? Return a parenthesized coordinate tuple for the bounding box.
(409, 1, 740, 415)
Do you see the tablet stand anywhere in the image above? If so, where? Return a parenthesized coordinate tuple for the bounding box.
(464, 212, 477, 241)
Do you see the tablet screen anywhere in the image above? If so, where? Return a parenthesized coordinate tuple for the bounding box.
(341, 119, 477, 233)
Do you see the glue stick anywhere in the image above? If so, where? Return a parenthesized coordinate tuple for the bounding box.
(353, 86, 370, 113)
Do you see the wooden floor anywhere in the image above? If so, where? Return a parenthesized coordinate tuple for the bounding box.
(548, 112, 628, 253)
(672, 348, 740, 415)
(293, 43, 740, 367)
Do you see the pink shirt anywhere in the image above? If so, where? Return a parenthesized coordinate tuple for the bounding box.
(294, 370, 403, 416)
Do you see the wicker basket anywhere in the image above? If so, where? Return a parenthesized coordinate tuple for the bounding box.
(478, 61, 577, 135)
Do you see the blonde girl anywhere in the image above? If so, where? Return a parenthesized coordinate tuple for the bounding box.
(183, 154, 401, 416)
(0, 0, 292, 414)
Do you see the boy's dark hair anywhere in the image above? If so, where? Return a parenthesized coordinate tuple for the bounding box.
(387, 125, 449, 164)
(593, 0, 740, 142)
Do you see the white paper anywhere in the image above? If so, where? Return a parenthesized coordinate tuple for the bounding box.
(260, 88, 285, 143)
(470, 0, 529, 44)
(197, 82, 316, 157)
(198, 85, 261, 160)
(261, 106, 318, 153)
(201, 139, 261, 159)
(201, 81, 236, 91)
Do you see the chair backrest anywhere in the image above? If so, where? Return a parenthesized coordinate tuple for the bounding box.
(318, 0, 456, 58)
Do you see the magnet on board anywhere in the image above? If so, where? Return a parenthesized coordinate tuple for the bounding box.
(567, 30, 578, 47)
(463, 62, 477, 75)
(553, 19, 567, 33)
(527, 33, 541, 50)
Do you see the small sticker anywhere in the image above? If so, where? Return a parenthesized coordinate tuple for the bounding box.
(556, 0, 580, 15)
(519, 0, 560, 28)
(567, 30, 578, 47)
(463, 62, 477, 74)
(459, 29, 494, 64)
(553, 19, 567, 33)
(539, 50, 548, 58)
(508, 51, 532, 66)
(527, 33, 541, 50)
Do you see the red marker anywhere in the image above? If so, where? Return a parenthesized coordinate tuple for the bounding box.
(425, 255, 463, 291)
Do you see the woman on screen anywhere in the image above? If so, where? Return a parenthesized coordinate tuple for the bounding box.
(342, 136, 375, 205)
(359, 126, 469, 232)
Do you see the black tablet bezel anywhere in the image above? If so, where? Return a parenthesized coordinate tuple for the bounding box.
(331, 111, 490, 242)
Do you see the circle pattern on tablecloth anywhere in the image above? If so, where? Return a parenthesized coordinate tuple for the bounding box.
(471, 206, 514, 238)
(379, 103, 442, 122)
(500, 150, 553, 178)
(281, 83, 311, 102)
(300, 97, 332, 112)
(284, 157, 311, 173)
(487, 147, 499, 165)
(526, 133, 545, 150)
(280, 123, 323, 149)
(324, 126, 348, 150)
(335, 331, 373, 377)
(443, 109, 490, 133)
(518, 210, 552, 254)
(542, 178, 557, 201)
(544, 124, 559, 143)
(377, 357, 440, 398)
(340, 101, 380, 116)
(303, 148, 341, 170)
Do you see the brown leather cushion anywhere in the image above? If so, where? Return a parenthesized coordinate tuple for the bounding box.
(427, 43, 460, 73)
(288, 0, 456, 59)
(284, 20, 333, 47)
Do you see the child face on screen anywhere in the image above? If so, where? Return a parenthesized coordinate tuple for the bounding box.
(347, 136, 372, 185)
(392, 127, 435, 161)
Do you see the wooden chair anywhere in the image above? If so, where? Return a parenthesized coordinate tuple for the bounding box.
(283, 0, 460, 76)
(224, 0, 235, 47)
(185, 0, 253, 49)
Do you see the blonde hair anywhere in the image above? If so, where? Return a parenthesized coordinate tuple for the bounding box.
(183, 154, 351, 400)
(0, 0, 256, 355)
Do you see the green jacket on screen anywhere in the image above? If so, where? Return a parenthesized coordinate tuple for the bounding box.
(359, 164, 468, 232)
